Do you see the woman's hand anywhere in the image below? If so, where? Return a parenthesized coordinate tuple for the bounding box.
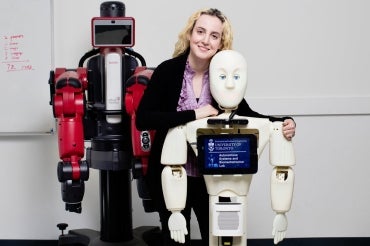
(282, 119, 296, 140)
(194, 105, 218, 120)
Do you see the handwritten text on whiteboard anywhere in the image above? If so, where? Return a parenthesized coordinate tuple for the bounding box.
(1, 34, 34, 72)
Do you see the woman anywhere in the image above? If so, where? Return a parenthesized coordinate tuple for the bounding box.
(136, 8, 296, 246)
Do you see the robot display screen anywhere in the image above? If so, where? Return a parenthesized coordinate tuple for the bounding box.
(197, 134, 258, 175)
(92, 17, 135, 47)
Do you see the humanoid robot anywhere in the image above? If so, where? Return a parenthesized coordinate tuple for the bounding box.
(160, 50, 295, 245)
(49, 1, 158, 245)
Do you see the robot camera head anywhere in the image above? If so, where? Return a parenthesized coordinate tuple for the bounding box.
(91, 1, 134, 48)
(91, 17, 135, 48)
(209, 50, 248, 109)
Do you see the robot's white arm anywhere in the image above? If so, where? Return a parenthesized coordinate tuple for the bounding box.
(269, 121, 295, 244)
(161, 126, 188, 243)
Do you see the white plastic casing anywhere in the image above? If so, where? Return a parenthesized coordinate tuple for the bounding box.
(161, 127, 188, 211)
(105, 52, 122, 124)
(161, 127, 187, 165)
(161, 166, 187, 211)
(271, 167, 294, 212)
(270, 121, 295, 166)
(212, 202, 243, 236)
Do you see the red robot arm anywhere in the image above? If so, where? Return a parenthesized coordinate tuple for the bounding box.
(125, 67, 157, 212)
(125, 67, 155, 178)
(52, 67, 89, 213)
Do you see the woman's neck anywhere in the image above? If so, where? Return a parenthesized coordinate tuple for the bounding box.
(187, 53, 209, 74)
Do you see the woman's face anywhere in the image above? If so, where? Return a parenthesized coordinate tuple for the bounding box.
(188, 14, 223, 61)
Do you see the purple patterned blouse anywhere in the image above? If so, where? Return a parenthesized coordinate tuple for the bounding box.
(177, 61, 212, 177)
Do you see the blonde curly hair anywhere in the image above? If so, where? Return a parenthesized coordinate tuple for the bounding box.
(172, 8, 233, 57)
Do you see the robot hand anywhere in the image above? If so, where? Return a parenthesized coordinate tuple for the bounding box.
(272, 213, 288, 244)
(168, 211, 188, 244)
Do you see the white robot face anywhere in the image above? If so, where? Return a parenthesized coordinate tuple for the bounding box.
(209, 50, 248, 109)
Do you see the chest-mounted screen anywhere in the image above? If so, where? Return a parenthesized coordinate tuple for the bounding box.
(197, 130, 258, 175)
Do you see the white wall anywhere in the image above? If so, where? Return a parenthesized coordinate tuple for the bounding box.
(0, 0, 369, 241)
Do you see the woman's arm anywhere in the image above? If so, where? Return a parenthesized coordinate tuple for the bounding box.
(237, 99, 296, 140)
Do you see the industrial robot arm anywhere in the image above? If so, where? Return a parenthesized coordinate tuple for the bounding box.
(125, 67, 155, 178)
(125, 67, 157, 213)
(161, 126, 189, 244)
(51, 68, 89, 213)
(269, 121, 295, 244)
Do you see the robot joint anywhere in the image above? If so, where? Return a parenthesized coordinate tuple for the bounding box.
(57, 161, 89, 182)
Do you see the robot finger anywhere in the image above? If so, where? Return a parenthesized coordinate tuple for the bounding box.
(170, 230, 176, 241)
(179, 231, 186, 244)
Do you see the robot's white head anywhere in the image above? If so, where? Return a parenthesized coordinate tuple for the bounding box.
(209, 50, 248, 109)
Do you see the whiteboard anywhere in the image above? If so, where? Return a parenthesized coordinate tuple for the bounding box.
(0, 0, 54, 134)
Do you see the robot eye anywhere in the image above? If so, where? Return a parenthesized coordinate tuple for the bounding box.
(219, 74, 226, 80)
(233, 74, 240, 80)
